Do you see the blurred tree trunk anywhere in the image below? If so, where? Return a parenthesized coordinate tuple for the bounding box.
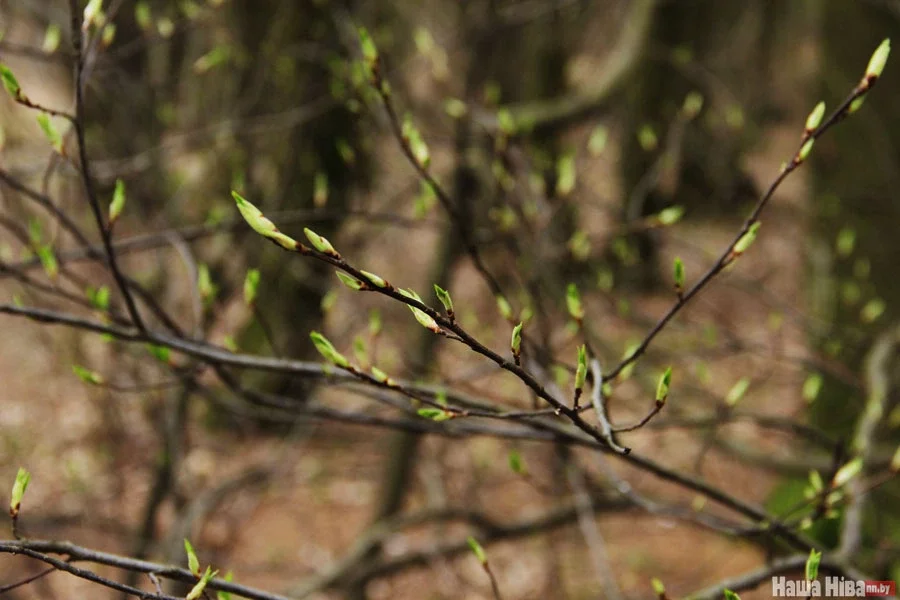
(617, 1, 771, 288)
(806, 0, 900, 567)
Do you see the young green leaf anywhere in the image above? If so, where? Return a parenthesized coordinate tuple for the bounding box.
(508, 449, 526, 474)
(108, 179, 126, 224)
(433, 284, 453, 315)
(650, 577, 666, 597)
(496, 295, 513, 321)
(231, 191, 298, 250)
(9, 467, 31, 517)
(467, 536, 487, 565)
(802, 373, 823, 403)
(146, 344, 171, 363)
(359, 270, 387, 288)
(832, 457, 864, 487)
(0, 63, 22, 98)
(575, 345, 587, 390)
(510, 322, 523, 355)
(656, 367, 673, 404)
(243, 269, 260, 306)
(309, 331, 350, 368)
(725, 377, 750, 406)
(358, 27, 378, 64)
(417, 408, 452, 421)
(303, 227, 340, 257)
(401, 114, 431, 168)
(184, 539, 200, 576)
(566, 283, 584, 321)
(805, 548, 822, 582)
(556, 151, 576, 196)
(673, 257, 685, 291)
(197, 263, 217, 305)
(723, 591, 740, 600)
(371, 366, 394, 385)
(657, 205, 684, 226)
(72, 365, 104, 385)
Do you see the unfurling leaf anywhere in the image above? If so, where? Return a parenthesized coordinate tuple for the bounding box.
(496, 296, 513, 320)
(805, 548, 822, 582)
(656, 367, 672, 404)
(434, 284, 453, 314)
(566, 283, 584, 321)
(417, 408, 452, 421)
(184, 539, 200, 576)
(575, 345, 587, 390)
(231, 191, 298, 250)
(36, 113, 63, 153)
(673, 257, 685, 291)
(309, 331, 350, 368)
(0, 63, 21, 99)
(511, 322, 523, 355)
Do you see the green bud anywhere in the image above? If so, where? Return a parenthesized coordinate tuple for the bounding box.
(860, 298, 886, 323)
(655, 367, 672, 404)
(733, 222, 761, 255)
(243, 269, 260, 306)
(87, 285, 110, 310)
(417, 408, 452, 421)
(134, 2, 151, 31)
(651, 578, 666, 596)
(371, 366, 393, 385)
(657, 205, 684, 226)
(808, 470, 824, 492)
(575, 345, 587, 390)
(566, 283, 584, 321)
(556, 152, 576, 196)
(10, 467, 31, 516)
(336, 271, 364, 290)
(197, 263, 217, 304)
(409, 306, 440, 332)
(184, 539, 200, 576)
(360, 271, 387, 288)
(832, 457, 863, 487)
(865, 38, 891, 79)
(0, 63, 21, 98)
(434, 284, 453, 314)
(146, 344, 171, 363)
(805, 101, 826, 131)
(725, 377, 750, 406)
(673, 257, 685, 290)
(511, 322, 523, 354)
(72, 365, 104, 385)
(402, 114, 430, 168)
(802, 373, 823, 403)
(109, 179, 126, 224)
(723, 590, 740, 600)
(798, 138, 814, 162)
(508, 449, 525, 474)
(231, 191, 298, 250)
(303, 227, 340, 257)
(443, 97, 467, 119)
(588, 125, 609, 156)
(848, 96, 866, 114)
(890, 444, 900, 472)
(496, 295, 513, 320)
(682, 91, 704, 119)
(805, 549, 822, 582)
(358, 27, 378, 64)
(467, 536, 487, 564)
(309, 331, 350, 368)
(313, 172, 328, 207)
